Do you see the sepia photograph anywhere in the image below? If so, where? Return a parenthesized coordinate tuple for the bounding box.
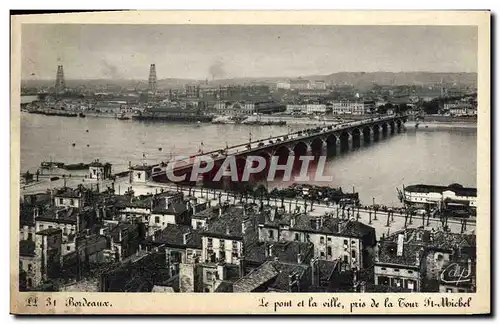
(10, 11, 490, 315)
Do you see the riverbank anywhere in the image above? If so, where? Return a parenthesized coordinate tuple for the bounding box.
(405, 121, 477, 130)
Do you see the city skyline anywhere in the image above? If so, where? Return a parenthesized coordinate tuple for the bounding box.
(21, 25, 478, 80)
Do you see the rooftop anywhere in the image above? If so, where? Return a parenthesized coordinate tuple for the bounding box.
(150, 223, 202, 249)
(202, 205, 256, 240)
(37, 228, 63, 236)
(233, 260, 309, 292)
(36, 206, 81, 225)
(19, 240, 36, 257)
(259, 210, 375, 239)
(404, 183, 476, 197)
(244, 241, 314, 265)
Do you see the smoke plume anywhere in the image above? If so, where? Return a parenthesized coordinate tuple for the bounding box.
(209, 60, 225, 80)
(100, 59, 122, 79)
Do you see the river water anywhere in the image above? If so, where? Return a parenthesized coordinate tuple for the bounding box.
(20, 112, 477, 206)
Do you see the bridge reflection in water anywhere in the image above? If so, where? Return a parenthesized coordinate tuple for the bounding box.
(149, 115, 408, 190)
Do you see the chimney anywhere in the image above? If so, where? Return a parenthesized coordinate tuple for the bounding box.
(99, 227, 105, 236)
(183, 232, 191, 245)
(297, 253, 302, 264)
(225, 225, 230, 236)
(374, 243, 380, 262)
(268, 244, 273, 257)
(269, 209, 275, 222)
(241, 220, 246, 234)
(290, 215, 296, 228)
(396, 234, 404, 257)
(32, 207, 39, 222)
(118, 229, 122, 242)
(359, 281, 366, 293)
(219, 207, 222, 217)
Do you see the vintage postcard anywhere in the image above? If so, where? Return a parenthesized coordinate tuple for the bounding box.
(10, 11, 490, 315)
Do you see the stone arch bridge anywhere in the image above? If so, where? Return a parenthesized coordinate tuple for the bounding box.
(150, 115, 408, 187)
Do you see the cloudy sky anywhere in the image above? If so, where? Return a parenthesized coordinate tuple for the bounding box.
(21, 24, 477, 80)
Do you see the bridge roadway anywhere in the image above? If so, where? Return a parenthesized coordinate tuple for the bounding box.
(150, 114, 408, 177)
(131, 182, 475, 240)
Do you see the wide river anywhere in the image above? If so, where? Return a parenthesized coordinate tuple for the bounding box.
(20, 112, 477, 206)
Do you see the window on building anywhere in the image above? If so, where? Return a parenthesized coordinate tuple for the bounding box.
(66, 246, 71, 251)
(232, 241, 238, 250)
(137, 172, 141, 179)
(408, 270, 413, 274)
(320, 251, 325, 258)
(155, 216, 160, 224)
(351, 240, 356, 245)
(39, 225, 44, 230)
(320, 236, 325, 244)
(268, 230, 274, 239)
(351, 250, 356, 259)
(295, 233, 300, 241)
(70, 199, 74, 206)
(327, 247, 332, 256)
(27, 233, 33, 241)
(207, 238, 213, 246)
(58, 198, 64, 205)
(219, 251, 226, 261)
(196, 221, 202, 228)
(394, 269, 400, 272)
(27, 278, 33, 288)
(378, 276, 390, 286)
(327, 237, 332, 242)
(446, 288, 453, 293)
(343, 255, 348, 263)
(48, 225, 53, 229)
(27, 264, 33, 271)
(343, 239, 348, 245)
(219, 239, 225, 248)
(407, 280, 415, 290)
(381, 267, 386, 271)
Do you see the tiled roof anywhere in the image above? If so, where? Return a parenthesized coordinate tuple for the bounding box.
(259, 211, 374, 239)
(377, 241, 423, 268)
(37, 228, 63, 236)
(377, 228, 476, 268)
(54, 187, 84, 199)
(202, 205, 252, 239)
(233, 261, 280, 292)
(19, 240, 36, 257)
(233, 261, 309, 292)
(20, 205, 36, 227)
(36, 206, 80, 225)
(316, 260, 340, 283)
(151, 223, 202, 249)
(244, 241, 313, 265)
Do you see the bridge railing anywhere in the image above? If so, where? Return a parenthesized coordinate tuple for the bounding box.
(155, 115, 405, 169)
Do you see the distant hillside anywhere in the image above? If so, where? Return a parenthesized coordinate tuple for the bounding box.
(21, 72, 477, 89)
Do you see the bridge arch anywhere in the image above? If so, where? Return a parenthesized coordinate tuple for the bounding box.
(396, 119, 403, 133)
(388, 120, 396, 135)
(310, 137, 326, 155)
(351, 128, 363, 149)
(339, 130, 351, 153)
(326, 134, 339, 155)
(292, 141, 309, 157)
(372, 124, 381, 142)
(380, 123, 388, 138)
(362, 125, 372, 145)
